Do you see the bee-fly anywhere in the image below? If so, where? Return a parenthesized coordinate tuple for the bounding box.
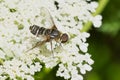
(30, 25, 68, 43)
(26, 7, 69, 52)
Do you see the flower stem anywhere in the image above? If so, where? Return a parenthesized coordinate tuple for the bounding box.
(81, 0, 109, 32)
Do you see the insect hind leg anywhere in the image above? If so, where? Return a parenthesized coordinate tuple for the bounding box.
(25, 40, 47, 53)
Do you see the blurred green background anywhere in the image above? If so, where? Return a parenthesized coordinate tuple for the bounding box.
(34, 0, 120, 80)
(86, 0, 120, 80)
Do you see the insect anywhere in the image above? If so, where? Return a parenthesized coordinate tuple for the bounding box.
(26, 7, 69, 52)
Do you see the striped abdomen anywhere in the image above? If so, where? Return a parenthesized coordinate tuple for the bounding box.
(29, 25, 51, 36)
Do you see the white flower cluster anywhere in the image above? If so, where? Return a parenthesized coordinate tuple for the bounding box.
(0, 0, 102, 80)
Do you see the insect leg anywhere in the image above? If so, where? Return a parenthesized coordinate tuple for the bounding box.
(50, 40, 53, 52)
(25, 40, 47, 53)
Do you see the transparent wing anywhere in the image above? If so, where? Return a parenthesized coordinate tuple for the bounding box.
(26, 7, 56, 53)
(40, 7, 56, 29)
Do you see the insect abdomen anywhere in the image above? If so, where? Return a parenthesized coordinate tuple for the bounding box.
(30, 25, 50, 36)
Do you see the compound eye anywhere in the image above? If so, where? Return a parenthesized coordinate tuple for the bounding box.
(60, 33, 68, 43)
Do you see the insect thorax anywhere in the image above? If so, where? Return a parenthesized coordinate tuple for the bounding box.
(49, 29, 60, 39)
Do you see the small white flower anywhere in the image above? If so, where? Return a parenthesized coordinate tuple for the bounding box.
(71, 74, 83, 80)
(56, 64, 71, 79)
(0, 50, 5, 59)
(39, 55, 59, 68)
(25, 75, 34, 80)
(88, 2, 98, 12)
(0, 76, 7, 80)
(34, 62, 42, 72)
(84, 53, 94, 65)
(79, 42, 89, 52)
(91, 15, 102, 27)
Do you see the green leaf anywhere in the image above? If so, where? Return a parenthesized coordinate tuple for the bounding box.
(99, 21, 120, 36)
(88, 31, 111, 71)
(85, 72, 101, 80)
(106, 63, 120, 80)
(99, 0, 120, 36)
